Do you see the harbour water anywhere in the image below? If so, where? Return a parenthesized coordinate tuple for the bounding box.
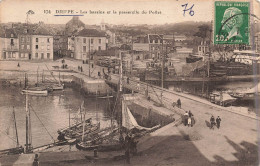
(0, 85, 116, 150)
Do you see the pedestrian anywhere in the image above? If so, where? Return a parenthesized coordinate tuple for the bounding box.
(177, 98, 181, 108)
(188, 110, 193, 117)
(147, 95, 151, 102)
(210, 115, 215, 129)
(127, 77, 129, 84)
(32, 154, 39, 166)
(191, 115, 195, 127)
(187, 117, 191, 127)
(137, 83, 140, 91)
(216, 116, 221, 129)
(80, 66, 83, 72)
(183, 111, 189, 126)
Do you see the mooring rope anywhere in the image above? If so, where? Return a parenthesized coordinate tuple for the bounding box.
(29, 105, 55, 143)
(0, 130, 17, 143)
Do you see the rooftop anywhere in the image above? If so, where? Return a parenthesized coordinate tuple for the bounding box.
(77, 29, 106, 37)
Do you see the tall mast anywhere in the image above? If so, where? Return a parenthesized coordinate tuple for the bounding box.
(89, 38, 91, 77)
(13, 106, 19, 147)
(81, 108, 85, 141)
(161, 37, 164, 88)
(25, 93, 29, 153)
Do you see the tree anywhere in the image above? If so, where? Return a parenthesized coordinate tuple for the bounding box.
(193, 25, 211, 41)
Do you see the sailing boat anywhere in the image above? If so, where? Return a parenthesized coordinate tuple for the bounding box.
(75, 51, 128, 152)
(40, 64, 64, 91)
(76, 92, 122, 151)
(57, 101, 100, 141)
(0, 107, 24, 155)
(76, 51, 161, 151)
(229, 82, 260, 101)
(21, 72, 49, 95)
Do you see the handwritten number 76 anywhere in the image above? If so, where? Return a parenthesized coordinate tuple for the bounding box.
(182, 3, 195, 16)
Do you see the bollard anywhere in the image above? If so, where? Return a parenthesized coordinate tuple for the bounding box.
(94, 149, 98, 157)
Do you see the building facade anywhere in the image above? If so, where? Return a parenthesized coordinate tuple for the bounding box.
(0, 29, 19, 60)
(74, 29, 107, 60)
(53, 35, 68, 58)
(18, 34, 31, 60)
(133, 34, 163, 59)
(31, 35, 53, 60)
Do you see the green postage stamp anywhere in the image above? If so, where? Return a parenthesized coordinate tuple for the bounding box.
(214, 1, 250, 44)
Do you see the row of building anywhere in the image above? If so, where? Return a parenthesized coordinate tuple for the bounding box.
(1, 16, 202, 62)
(0, 17, 113, 61)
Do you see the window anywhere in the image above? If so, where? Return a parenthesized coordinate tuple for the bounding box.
(47, 53, 50, 59)
(199, 47, 201, 51)
(152, 46, 155, 51)
(11, 34, 14, 37)
(83, 46, 86, 52)
(35, 53, 38, 58)
(27, 45, 30, 49)
(47, 38, 50, 43)
(83, 38, 86, 44)
(91, 39, 94, 44)
(12, 53, 16, 58)
(21, 37, 24, 42)
(41, 46, 44, 50)
(99, 39, 101, 44)
(98, 46, 101, 51)
(25, 53, 28, 58)
(36, 38, 38, 42)
(47, 45, 50, 50)
(27, 37, 30, 42)
(21, 53, 24, 58)
(36, 45, 38, 49)
(8, 52, 11, 58)
(41, 53, 44, 59)
(11, 39, 14, 45)
(21, 45, 24, 49)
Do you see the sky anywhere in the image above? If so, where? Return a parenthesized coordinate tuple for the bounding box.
(0, 0, 259, 25)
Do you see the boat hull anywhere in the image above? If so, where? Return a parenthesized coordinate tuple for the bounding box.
(22, 89, 48, 95)
(76, 142, 123, 152)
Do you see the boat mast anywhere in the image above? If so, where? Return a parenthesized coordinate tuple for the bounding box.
(25, 93, 29, 153)
(13, 106, 19, 147)
(118, 51, 123, 129)
(81, 110, 86, 142)
(89, 38, 91, 77)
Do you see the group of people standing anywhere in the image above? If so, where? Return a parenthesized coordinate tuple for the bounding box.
(183, 111, 195, 127)
(210, 116, 222, 129)
(78, 66, 83, 72)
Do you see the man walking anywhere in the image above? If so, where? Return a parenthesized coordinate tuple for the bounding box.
(216, 116, 221, 129)
(177, 99, 181, 108)
(210, 116, 215, 129)
(183, 111, 189, 126)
